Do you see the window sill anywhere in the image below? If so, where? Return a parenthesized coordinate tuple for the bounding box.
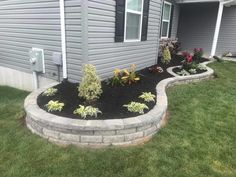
(124, 39, 141, 43)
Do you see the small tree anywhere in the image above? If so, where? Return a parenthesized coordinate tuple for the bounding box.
(78, 64, 102, 102)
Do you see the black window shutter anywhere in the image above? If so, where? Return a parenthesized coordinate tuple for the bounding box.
(115, 0, 126, 42)
(168, 5, 174, 38)
(141, 0, 150, 41)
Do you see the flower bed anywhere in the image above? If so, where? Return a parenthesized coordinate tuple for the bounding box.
(25, 55, 213, 148)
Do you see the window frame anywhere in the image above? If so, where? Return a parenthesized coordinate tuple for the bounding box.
(161, 1, 172, 39)
(124, 0, 144, 42)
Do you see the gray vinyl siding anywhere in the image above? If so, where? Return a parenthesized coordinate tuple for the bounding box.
(177, 2, 218, 55)
(65, 0, 83, 82)
(216, 5, 236, 55)
(87, 0, 162, 79)
(0, 0, 61, 80)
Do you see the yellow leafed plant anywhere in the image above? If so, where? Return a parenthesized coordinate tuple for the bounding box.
(121, 64, 140, 85)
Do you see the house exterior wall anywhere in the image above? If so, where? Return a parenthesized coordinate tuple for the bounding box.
(177, 2, 218, 55)
(0, 0, 83, 89)
(0, 0, 61, 80)
(87, 0, 163, 79)
(0, 0, 163, 89)
(216, 5, 236, 55)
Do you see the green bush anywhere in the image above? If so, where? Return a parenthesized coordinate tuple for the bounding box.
(139, 92, 156, 102)
(73, 105, 101, 119)
(177, 69, 190, 76)
(78, 64, 102, 102)
(161, 48, 171, 64)
(123, 102, 149, 114)
(42, 88, 58, 97)
(45, 100, 64, 112)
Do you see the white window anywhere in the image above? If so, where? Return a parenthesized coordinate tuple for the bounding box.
(124, 0, 144, 42)
(161, 1, 172, 38)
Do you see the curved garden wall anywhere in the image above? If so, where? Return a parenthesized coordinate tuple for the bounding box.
(25, 61, 214, 148)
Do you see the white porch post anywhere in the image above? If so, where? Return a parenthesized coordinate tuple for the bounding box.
(211, 2, 224, 57)
(59, 0, 68, 79)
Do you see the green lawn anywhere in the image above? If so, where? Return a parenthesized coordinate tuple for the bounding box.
(0, 61, 236, 177)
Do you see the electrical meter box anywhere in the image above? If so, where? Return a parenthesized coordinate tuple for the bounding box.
(29, 48, 45, 73)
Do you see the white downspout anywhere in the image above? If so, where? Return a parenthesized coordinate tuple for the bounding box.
(211, 1, 224, 57)
(59, 0, 68, 79)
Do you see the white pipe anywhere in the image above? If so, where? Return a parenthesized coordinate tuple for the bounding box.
(211, 2, 224, 57)
(32, 71, 38, 90)
(59, 0, 67, 79)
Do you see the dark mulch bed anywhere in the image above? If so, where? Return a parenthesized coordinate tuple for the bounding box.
(172, 57, 209, 75)
(37, 56, 209, 120)
(172, 67, 207, 75)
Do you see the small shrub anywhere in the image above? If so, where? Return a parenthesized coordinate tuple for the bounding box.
(78, 64, 102, 102)
(159, 38, 181, 57)
(181, 52, 198, 71)
(148, 66, 163, 74)
(45, 100, 64, 112)
(139, 92, 156, 102)
(121, 64, 140, 85)
(123, 102, 149, 114)
(109, 68, 124, 86)
(189, 69, 197, 74)
(193, 48, 204, 60)
(73, 105, 101, 119)
(177, 69, 190, 76)
(42, 88, 58, 97)
(197, 64, 207, 71)
(161, 48, 171, 64)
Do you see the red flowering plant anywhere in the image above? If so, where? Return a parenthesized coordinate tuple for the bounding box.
(181, 52, 198, 71)
(193, 48, 204, 60)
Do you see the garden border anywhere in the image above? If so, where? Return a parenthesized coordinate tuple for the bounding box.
(24, 61, 214, 148)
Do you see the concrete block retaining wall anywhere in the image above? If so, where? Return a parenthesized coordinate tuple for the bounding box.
(24, 61, 214, 148)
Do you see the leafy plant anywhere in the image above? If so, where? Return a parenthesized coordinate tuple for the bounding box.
(177, 69, 190, 76)
(181, 52, 198, 71)
(121, 64, 140, 85)
(161, 47, 171, 64)
(78, 64, 102, 102)
(160, 38, 181, 57)
(123, 102, 149, 114)
(45, 100, 64, 112)
(193, 48, 204, 60)
(42, 88, 58, 97)
(197, 64, 207, 71)
(139, 92, 156, 102)
(109, 68, 124, 86)
(73, 105, 101, 119)
(148, 66, 163, 74)
(189, 69, 197, 74)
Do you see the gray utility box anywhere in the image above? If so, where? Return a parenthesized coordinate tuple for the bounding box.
(52, 52, 62, 66)
(29, 48, 45, 73)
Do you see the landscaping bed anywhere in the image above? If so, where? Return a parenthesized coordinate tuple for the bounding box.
(37, 55, 208, 120)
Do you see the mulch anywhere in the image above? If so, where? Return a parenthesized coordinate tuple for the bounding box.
(37, 55, 209, 120)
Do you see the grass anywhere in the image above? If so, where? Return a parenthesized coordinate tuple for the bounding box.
(0, 61, 236, 177)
